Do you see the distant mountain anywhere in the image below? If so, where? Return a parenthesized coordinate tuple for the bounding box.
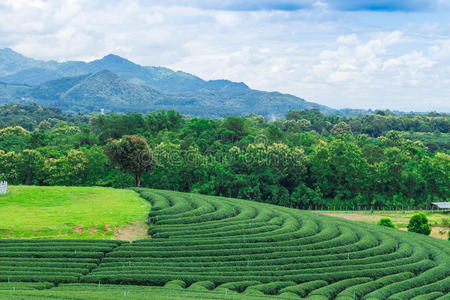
(0, 48, 60, 78)
(0, 50, 254, 93)
(0, 48, 342, 117)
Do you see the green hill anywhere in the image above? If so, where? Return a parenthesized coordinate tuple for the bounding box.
(4, 69, 333, 117)
(0, 48, 340, 117)
(22, 70, 166, 113)
(0, 186, 150, 239)
(0, 188, 449, 299)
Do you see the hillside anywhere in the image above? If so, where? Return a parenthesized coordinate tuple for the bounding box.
(0, 103, 88, 130)
(0, 188, 448, 299)
(20, 70, 167, 113)
(0, 186, 150, 240)
(0, 48, 339, 117)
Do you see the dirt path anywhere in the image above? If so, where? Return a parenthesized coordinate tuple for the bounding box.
(398, 226, 448, 240)
(114, 221, 149, 241)
(314, 212, 410, 222)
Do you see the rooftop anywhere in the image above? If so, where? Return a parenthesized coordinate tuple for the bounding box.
(431, 202, 450, 209)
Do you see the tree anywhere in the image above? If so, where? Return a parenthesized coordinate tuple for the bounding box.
(104, 135, 156, 187)
(16, 149, 45, 185)
(377, 217, 395, 228)
(310, 139, 370, 203)
(221, 116, 249, 142)
(38, 120, 51, 130)
(407, 212, 431, 235)
(331, 122, 352, 136)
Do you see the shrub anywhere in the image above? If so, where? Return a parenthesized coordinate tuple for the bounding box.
(280, 280, 328, 297)
(188, 281, 215, 291)
(377, 217, 395, 228)
(309, 278, 372, 299)
(407, 212, 431, 235)
(163, 280, 186, 289)
(245, 281, 296, 295)
(218, 281, 261, 293)
(410, 292, 444, 300)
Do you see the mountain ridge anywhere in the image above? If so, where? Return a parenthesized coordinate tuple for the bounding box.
(0, 48, 345, 117)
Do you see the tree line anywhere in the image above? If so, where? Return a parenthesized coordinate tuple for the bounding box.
(0, 104, 448, 209)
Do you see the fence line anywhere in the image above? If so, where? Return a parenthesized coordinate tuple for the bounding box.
(0, 181, 7, 194)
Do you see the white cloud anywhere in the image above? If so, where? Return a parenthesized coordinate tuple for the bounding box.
(337, 34, 358, 44)
(0, 1, 449, 111)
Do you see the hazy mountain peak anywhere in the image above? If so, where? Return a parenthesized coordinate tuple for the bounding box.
(0, 48, 41, 77)
(0, 48, 41, 63)
(98, 54, 131, 64)
(0, 48, 17, 55)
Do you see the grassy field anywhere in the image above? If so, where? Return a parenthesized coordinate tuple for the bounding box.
(0, 186, 150, 240)
(316, 210, 450, 240)
(0, 188, 449, 299)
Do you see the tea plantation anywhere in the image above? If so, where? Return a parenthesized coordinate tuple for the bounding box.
(0, 188, 449, 299)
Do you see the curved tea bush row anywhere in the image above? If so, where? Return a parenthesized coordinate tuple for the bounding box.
(2, 188, 449, 299)
(81, 188, 450, 299)
(0, 240, 122, 283)
(0, 283, 294, 299)
(0, 281, 54, 290)
(280, 280, 328, 297)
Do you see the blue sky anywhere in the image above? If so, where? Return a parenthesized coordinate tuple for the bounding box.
(0, 0, 449, 112)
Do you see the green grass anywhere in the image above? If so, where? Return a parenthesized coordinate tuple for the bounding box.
(0, 186, 150, 239)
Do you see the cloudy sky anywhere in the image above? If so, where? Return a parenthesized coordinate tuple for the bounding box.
(1, 0, 449, 112)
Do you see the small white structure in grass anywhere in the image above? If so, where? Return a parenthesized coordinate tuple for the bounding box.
(0, 181, 7, 194)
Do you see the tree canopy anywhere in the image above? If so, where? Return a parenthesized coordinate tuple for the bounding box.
(0, 105, 448, 210)
(104, 135, 155, 187)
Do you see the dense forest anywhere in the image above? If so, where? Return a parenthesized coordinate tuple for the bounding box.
(0, 104, 448, 209)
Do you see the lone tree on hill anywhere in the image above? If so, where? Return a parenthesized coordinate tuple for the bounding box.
(104, 135, 156, 187)
(407, 212, 431, 236)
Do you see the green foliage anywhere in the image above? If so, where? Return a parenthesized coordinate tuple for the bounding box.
(0, 239, 122, 284)
(0, 283, 286, 299)
(408, 212, 432, 235)
(104, 135, 155, 187)
(330, 121, 352, 136)
(279, 280, 327, 297)
(0, 105, 449, 210)
(378, 217, 396, 228)
(0, 104, 86, 131)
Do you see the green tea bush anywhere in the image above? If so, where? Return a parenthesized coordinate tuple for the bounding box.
(187, 281, 215, 291)
(378, 217, 396, 228)
(279, 280, 328, 297)
(163, 280, 186, 289)
(308, 277, 372, 299)
(410, 292, 445, 300)
(408, 212, 431, 235)
(244, 281, 296, 295)
(217, 281, 261, 293)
